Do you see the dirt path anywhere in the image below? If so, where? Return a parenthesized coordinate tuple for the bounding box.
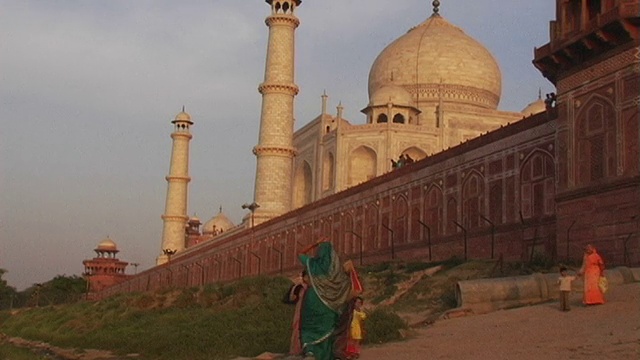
(361, 282, 640, 360)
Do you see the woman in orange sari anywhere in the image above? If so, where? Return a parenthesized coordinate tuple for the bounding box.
(577, 244, 605, 305)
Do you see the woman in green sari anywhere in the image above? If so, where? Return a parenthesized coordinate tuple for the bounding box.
(298, 239, 353, 360)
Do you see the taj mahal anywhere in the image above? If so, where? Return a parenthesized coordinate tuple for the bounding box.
(157, 0, 545, 263)
(84, 0, 639, 296)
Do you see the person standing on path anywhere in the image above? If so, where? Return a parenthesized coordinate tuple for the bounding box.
(346, 296, 367, 359)
(557, 266, 576, 311)
(577, 244, 605, 305)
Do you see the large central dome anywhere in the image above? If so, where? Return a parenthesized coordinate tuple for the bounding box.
(368, 14, 502, 109)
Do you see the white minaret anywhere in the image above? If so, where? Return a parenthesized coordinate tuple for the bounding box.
(251, 0, 301, 225)
(157, 109, 193, 265)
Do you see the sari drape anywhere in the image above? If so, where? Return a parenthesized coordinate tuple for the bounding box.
(298, 242, 352, 360)
(581, 251, 605, 305)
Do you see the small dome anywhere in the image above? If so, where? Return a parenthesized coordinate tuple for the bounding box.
(521, 98, 546, 117)
(369, 85, 413, 107)
(203, 211, 235, 235)
(189, 214, 201, 223)
(172, 109, 193, 124)
(97, 238, 117, 251)
(368, 14, 502, 109)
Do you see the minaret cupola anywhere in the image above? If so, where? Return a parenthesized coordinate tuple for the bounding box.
(267, 0, 301, 15)
(172, 107, 193, 133)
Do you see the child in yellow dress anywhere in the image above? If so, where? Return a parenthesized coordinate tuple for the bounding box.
(346, 296, 366, 359)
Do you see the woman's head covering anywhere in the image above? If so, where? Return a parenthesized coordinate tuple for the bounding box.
(304, 242, 352, 313)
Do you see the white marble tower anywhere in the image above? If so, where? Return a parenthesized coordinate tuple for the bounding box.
(157, 109, 193, 265)
(251, 0, 301, 225)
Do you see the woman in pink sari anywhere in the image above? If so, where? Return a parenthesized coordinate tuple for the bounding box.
(577, 244, 605, 305)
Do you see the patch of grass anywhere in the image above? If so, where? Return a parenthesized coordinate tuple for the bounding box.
(0, 343, 44, 360)
(369, 269, 409, 305)
(0, 276, 296, 360)
(404, 261, 435, 273)
(361, 262, 391, 273)
(364, 307, 407, 344)
(403, 256, 464, 273)
(386, 260, 494, 314)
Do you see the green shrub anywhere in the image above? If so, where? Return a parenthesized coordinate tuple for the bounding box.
(363, 307, 407, 344)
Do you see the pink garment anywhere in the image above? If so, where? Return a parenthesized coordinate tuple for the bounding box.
(289, 285, 307, 355)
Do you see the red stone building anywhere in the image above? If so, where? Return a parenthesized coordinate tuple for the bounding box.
(83, 238, 129, 299)
(533, 0, 640, 266)
(98, 0, 638, 297)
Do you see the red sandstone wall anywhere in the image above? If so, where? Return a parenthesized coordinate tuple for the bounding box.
(100, 113, 565, 298)
(555, 44, 640, 268)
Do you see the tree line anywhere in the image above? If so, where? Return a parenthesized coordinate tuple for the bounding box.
(0, 268, 87, 309)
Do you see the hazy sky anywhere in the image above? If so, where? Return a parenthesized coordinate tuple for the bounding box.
(0, 0, 556, 290)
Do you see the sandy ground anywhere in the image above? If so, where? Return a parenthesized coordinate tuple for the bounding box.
(360, 282, 640, 360)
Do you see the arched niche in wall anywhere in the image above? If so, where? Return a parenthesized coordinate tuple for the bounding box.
(520, 150, 555, 219)
(323, 152, 335, 191)
(624, 110, 639, 175)
(462, 170, 485, 229)
(393, 195, 408, 244)
(293, 160, 313, 209)
(364, 203, 379, 251)
(401, 146, 428, 162)
(348, 146, 377, 187)
(575, 95, 617, 185)
(423, 185, 444, 236)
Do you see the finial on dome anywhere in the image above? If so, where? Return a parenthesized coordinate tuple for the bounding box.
(182, 105, 185, 112)
(432, 0, 440, 15)
(538, 88, 542, 100)
(219, 205, 223, 213)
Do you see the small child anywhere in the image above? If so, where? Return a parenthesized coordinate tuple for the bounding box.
(557, 266, 577, 312)
(346, 296, 367, 359)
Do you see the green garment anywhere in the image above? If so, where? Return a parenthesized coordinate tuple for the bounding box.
(299, 242, 352, 360)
